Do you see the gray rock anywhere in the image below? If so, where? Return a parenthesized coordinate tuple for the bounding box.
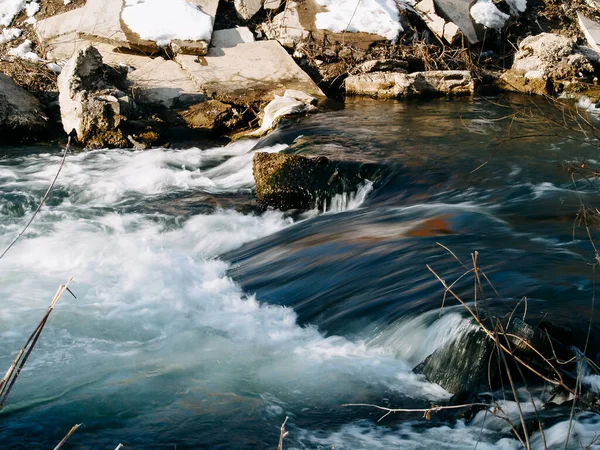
(578, 12, 600, 54)
(345, 70, 474, 98)
(234, 0, 263, 20)
(0, 74, 47, 143)
(434, 0, 481, 44)
(210, 27, 255, 48)
(58, 46, 133, 148)
(262, 3, 309, 48)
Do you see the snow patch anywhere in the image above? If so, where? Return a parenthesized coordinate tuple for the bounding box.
(314, 0, 414, 42)
(578, 95, 600, 113)
(47, 62, 62, 73)
(506, 0, 527, 13)
(121, 0, 213, 47)
(470, 0, 510, 29)
(0, 0, 38, 27)
(0, 27, 21, 44)
(8, 39, 42, 63)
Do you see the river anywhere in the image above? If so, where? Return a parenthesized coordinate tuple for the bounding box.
(0, 96, 599, 449)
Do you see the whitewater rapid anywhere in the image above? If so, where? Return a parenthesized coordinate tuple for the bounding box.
(0, 139, 598, 449)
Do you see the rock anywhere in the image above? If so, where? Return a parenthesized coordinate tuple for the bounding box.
(434, 0, 481, 44)
(414, 313, 584, 395)
(210, 27, 255, 48)
(58, 46, 133, 148)
(264, 0, 282, 9)
(353, 59, 409, 74)
(262, 3, 309, 48)
(416, 0, 462, 44)
(345, 70, 474, 98)
(175, 40, 324, 106)
(497, 33, 597, 96)
(414, 326, 497, 394)
(0, 73, 47, 142)
(170, 40, 208, 56)
(179, 100, 241, 131)
(578, 12, 600, 54)
(253, 152, 386, 210)
(35, 0, 219, 57)
(234, 0, 263, 21)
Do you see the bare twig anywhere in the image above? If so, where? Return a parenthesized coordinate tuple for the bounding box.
(0, 137, 71, 260)
(53, 423, 82, 450)
(278, 416, 289, 450)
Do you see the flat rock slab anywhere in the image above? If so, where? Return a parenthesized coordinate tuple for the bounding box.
(210, 27, 255, 48)
(578, 12, 600, 54)
(434, 0, 480, 45)
(346, 70, 474, 98)
(128, 57, 204, 107)
(35, 0, 220, 55)
(176, 40, 324, 104)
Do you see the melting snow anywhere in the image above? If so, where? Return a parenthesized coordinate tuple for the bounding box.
(0, 0, 38, 27)
(8, 39, 42, 62)
(470, 0, 510, 29)
(314, 0, 415, 42)
(121, 0, 213, 47)
(0, 27, 21, 44)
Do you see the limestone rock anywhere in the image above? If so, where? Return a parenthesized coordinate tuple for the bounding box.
(262, 3, 309, 48)
(179, 100, 241, 132)
(234, 0, 263, 21)
(345, 70, 474, 98)
(497, 33, 597, 96)
(58, 46, 133, 148)
(416, 0, 463, 44)
(352, 59, 409, 74)
(175, 40, 324, 106)
(253, 152, 386, 210)
(0, 73, 47, 143)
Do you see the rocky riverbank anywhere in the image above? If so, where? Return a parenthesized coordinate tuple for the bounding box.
(3, 0, 600, 148)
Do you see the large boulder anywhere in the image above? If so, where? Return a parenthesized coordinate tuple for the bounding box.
(497, 33, 598, 96)
(0, 73, 47, 143)
(345, 70, 474, 98)
(58, 46, 134, 148)
(253, 152, 387, 210)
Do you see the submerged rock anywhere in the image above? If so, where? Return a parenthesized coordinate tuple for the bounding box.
(253, 152, 386, 210)
(345, 70, 474, 98)
(58, 46, 134, 148)
(414, 312, 587, 395)
(0, 73, 47, 143)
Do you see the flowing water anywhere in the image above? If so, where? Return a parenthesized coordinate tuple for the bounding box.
(1, 96, 599, 449)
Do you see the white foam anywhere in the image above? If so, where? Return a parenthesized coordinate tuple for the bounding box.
(122, 0, 213, 47)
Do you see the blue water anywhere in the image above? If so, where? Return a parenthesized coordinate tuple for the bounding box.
(0, 96, 599, 449)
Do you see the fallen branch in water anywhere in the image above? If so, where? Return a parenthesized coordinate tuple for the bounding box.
(277, 416, 289, 450)
(343, 402, 492, 422)
(53, 423, 81, 450)
(0, 278, 76, 410)
(0, 137, 71, 261)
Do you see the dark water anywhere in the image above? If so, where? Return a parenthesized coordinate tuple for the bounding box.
(0, 96, 599, 449)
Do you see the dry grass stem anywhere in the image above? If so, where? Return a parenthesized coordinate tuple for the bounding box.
(53, 423, 82, 450)
(278, 416, 289, 450)
(0, 278, 75, 409)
